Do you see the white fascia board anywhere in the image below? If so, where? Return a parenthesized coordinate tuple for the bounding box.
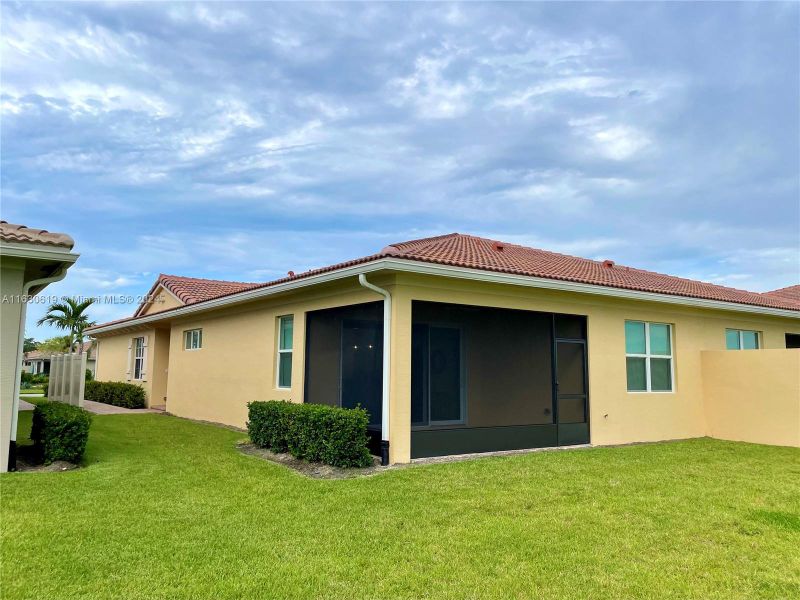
(86, 257, 800, 335)
(382, 259, 800, 319)
(0, 241, 80, 264)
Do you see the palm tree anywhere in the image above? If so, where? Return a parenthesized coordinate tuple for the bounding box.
(36, 297, 96, 353)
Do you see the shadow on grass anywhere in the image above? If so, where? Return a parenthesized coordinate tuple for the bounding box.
(750, 509, 800, 532)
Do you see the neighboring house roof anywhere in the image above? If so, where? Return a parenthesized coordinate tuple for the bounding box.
(24, 342, 96, 361)
(762, 285, 800, 303)
(0, 220, 74, 249)
(133, 273, 260, 317)
(87, 233, 800, 333)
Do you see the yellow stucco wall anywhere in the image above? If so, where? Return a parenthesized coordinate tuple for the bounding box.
(164, 281, 387, 426)
(92, 272, 800, 463)
(702, 349, 800, 447)
(94, 328, 163, 407)
(150, 329, 171, 406)
(140, 286, 183, 316)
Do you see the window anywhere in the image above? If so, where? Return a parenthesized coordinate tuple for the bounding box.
(786, 333, 800, 349)
(276, 315, 293, 388)
(726, 329, 759, 350)
(184, 328, 203, 350)
(133, 336, 145, 380)
(625, 321, 673, 392)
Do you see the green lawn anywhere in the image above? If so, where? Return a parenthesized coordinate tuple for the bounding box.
(19, 387, 44, 395)
(2, 413, 799, 600)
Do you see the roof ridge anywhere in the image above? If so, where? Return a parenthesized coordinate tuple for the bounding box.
(764, 284, 800, 294)
(449, 234, 790, 302)
(158, 273, 260, 286)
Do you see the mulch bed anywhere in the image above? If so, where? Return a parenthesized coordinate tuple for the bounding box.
(12, 444, 79, 473)
(236, 442, 396, 479)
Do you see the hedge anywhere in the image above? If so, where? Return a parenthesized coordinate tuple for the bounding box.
(248, 401, 372, 468)
(84, 380, 146, 408)
(31, 401, 92, 465)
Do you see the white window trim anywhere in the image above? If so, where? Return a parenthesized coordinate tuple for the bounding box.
(626, 321, 675, 394)
(276, 315, 293, 389)
(726, 328, 760, 350)
(133, 336, 145, 381)
(184, 328, 203, 351)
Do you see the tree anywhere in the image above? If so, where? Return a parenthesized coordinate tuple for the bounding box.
(36, 297, 96, 353)
(37, 336, 72, 353)
(23, 337, 38, 353)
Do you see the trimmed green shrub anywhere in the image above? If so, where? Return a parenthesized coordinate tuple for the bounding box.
(21, 372, 48, 386)
(84, 380, 146, 408)
(85, 369, 94, 382)
(31, 401, 92, 465)
(247, 401, 372, 468)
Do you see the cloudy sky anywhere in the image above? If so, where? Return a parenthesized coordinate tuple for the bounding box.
(2, 2, 798, 338)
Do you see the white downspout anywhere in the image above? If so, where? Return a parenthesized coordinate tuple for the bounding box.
(8, 266, 70, 471)
(357, 274, 391, 465)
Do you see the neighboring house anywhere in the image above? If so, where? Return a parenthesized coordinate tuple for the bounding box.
(0, 221, 79, 472)
(22, 342, 98, 377)
(87, 233, 800, 464)
(22, 350, 50, 375)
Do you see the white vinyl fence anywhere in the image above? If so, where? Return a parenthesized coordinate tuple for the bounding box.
(47, 352, 87, 407)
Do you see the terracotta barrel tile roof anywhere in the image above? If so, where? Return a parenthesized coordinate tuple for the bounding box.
(0, 220, 74, 249)
(157, 274, 261, 305)
(762, 285, 800, 303)
(88, 232, 800, 332)
(382, 233, 800, 311)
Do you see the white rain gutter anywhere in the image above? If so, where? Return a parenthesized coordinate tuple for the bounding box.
(9, 265, 72, 470)
(358, 274, 391, 466)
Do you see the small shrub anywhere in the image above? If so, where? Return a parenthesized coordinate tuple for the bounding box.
(31, 401, 92, 465)
(247, 401, 372, 468)
(85, 369, 94, 382)
(84, 380, 146, 408)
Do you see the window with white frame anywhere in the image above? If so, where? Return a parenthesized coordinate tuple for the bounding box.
(625, 321, 673, 392)
(725, 329, 759, 350)
(276, 315, 293, 388)
(133, 336, 145, 380)
(184, 328, 203, 350)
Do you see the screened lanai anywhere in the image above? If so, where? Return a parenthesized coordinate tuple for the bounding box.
(409, 301, 589, 458)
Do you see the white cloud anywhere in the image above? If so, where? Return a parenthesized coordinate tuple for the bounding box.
(167, 5, 247, 31)
(258, 120, 324, 152)
(3, 81, 173, 118)
(569, 117, 652, 160)
(388, 53, 480, 119)
(1, 15, 141, 69)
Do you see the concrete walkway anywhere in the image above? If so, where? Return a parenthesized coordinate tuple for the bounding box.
(17, 398, 161, 415)
(82, 400, 162, 415)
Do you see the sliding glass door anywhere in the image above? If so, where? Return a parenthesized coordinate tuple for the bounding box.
(411, 323, 464, 427)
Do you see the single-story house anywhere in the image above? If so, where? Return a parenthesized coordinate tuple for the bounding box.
(23, 343, 97, 377)
(1, 221, 79, 472)
(86, 233, 800, 464)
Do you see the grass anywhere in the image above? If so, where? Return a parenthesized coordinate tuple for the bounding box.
(19, 387, 44, 395)
(2, 412, 799, 600)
